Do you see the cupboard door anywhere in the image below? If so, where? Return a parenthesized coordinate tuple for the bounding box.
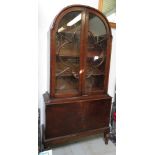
(55, 11, 83, 96)
(84, 99, 111, 130)
(84, 13, 109, 94)
(45, 102, 85, 138)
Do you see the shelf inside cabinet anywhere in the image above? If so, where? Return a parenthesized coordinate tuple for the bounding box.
(55, 75, 105, 93)
(56, 62, 104, 77)
(56, 51, 105, 58)
(56, 50, 80, 58)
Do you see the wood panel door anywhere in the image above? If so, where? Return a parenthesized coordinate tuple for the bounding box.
(84, 99, 111, 130)
(45, 102, 85, 139)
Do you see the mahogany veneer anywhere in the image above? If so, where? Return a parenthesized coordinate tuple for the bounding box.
(43, 5, 112, 149)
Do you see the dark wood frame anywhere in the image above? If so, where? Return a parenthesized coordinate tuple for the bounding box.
(43, 92, 112, 148)
(43, 5, 113, 149)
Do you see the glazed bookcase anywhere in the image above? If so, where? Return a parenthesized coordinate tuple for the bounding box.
(43, 5, 112, 148)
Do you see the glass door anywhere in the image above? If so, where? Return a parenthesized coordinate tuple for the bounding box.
(55, 11, 82, 95)
(84, 12, 108, 93)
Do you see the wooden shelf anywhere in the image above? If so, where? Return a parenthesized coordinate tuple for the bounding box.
(55, 75, 104, 93)
(56, 51, 104, 58)
(56, 62, 104, 77)
(58, 32, 109, 39)
(56, 49, 80, 57)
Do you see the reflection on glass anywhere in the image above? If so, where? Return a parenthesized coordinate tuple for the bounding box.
(85, 13, 108, 93)
(55, 11, 82, 94)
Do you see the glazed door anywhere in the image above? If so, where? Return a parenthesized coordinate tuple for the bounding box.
(51, 8, 111, 97)
(83, 11, 109, 94)
(54, 10, 84, 97)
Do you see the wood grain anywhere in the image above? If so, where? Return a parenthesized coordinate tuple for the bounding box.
(44, 5, 112, 149)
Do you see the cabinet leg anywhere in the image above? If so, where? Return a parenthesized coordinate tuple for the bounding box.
(41, 124, 45, 151)
(104, 133, 109, 145)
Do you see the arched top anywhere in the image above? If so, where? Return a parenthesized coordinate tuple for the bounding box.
(50, 4, 111, 35)
(49, 5, 113, 97)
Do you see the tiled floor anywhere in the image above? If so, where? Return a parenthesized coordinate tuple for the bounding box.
(52, 135, 116, 155)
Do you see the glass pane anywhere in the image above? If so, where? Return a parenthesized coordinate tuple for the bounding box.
(55, 11, 82, 94)
(85, 13, 108, 93)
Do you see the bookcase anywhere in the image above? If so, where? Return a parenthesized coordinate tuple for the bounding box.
(43, 5, 112, 148)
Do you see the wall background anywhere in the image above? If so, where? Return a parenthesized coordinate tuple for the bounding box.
(38, 0, 116, 125)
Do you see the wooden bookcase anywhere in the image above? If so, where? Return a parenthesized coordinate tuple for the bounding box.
(43, 5, 112, 148)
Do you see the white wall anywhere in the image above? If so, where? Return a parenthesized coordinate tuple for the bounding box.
(38, 0, 115, 125)
(108, 28, 116, 100)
